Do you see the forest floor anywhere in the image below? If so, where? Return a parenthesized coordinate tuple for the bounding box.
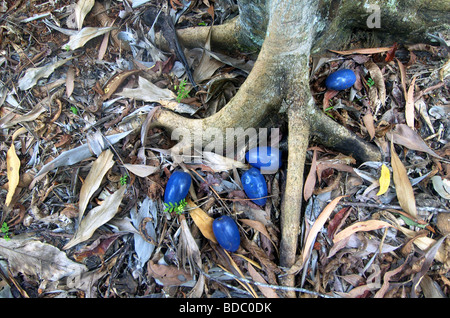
(0, 0, 449, 299)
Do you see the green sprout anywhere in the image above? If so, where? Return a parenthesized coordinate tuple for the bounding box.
(198, 21, 207, 26)
(64, 44, 71, 52)
(164, 198, 187, 215)
(70, 106, 78, 115)
(1, 222, 10, 241)
(324, 105, 335, 119)
(174, 79, 190, 102)
(120, 174, 128, 186)
(367, 78, 375, 88)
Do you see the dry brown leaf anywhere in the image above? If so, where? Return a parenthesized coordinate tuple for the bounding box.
(301, 196, 345, 268)
(333, 220, 393, 244)
(389, 124, 441, 158)
(240, 218, 277, 252)
(329, 47, 391, 55)
(390, 141, 418, 218)
(247, 263, 279, 298)
(63, 26, 116, 51)
(365, 60, 386, 107)
(405, 76, 417, 129)
(64, 185, 126, 249)
(147, 260, 193, 286)
(362, 110, 375, 140)
(78, 149, 115, 222)
(187, 199, 217, 243)
(303, 149, 317, 201)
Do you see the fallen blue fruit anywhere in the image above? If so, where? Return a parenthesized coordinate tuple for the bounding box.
(241, 167, 268, 206)
(213, 215, 240, 252)
(325, 69, 356, 91)
(164, 171, 191, 206)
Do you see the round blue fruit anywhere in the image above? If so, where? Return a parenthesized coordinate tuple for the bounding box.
(325, 69, 356, 91)
(164, 171, 191, 205)
(241, 167, 268, 206)
(245, 146, 281, 173)
(213, 215, 240, 252)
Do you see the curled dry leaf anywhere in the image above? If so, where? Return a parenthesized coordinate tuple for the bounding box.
(303, 149, 317, 201)
(329, 47, 392, 55)
(405, 76, 416, 129)
(78, 149, 115, 222)
(332, 220, 393, 244)
(5, 142, 20, 207)
(390, 141, 418, 218)
(64, 185, 127, 250)
(431, 176, 450, 200)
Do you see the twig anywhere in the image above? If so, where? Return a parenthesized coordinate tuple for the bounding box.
(199, 266, 335, 298)
(340, 201, 449, 213)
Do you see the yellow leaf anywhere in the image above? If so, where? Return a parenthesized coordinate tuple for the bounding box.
(376, 164, 390, 196)
(186, 199, 217, 243)
(6, 143, 20, 206)
(391, 142, 417, 218)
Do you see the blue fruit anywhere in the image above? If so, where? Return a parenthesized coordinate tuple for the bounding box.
(241, 167, 268, 206)
(164, 171, 191, 205)
(213, 215, 240, 252)
(245, 146, 281, 173)
(325, 69, 356, 91)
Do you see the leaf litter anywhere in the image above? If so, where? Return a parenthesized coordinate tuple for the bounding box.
(0, 1, 448, 299)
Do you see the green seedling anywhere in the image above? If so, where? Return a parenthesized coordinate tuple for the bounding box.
(324, 105, 335, 119)
(367, 78, 375, 88)
(120, 174, 128, 186)
(174, 79, 190, 102)
(70, 106, 78, 115)
(164, 198, 187, 215)
(1, 222, 10, 241)
(64, 44, 71, 52)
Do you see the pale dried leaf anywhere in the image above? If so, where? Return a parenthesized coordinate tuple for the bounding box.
(18, 57, 73, 90)
(362, 111, 375, 140)
(405, 76, 416, 128)
(147, 260, 193, 286)
(64, 185, 127, 249)
(65, 66, 75, 98)
(0, 237, 87, 281)
(117, 76, 176, 101)
(78, 149, 115, 222)
(333, 220, 393, 244)
(63, 26, 116, 51)
(431, 176, 450, 200)
(123, 163, 159, 178)
(74, 0, 95, 30)
(390, 141, 418, 218)
(240, 218, 276, 252)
